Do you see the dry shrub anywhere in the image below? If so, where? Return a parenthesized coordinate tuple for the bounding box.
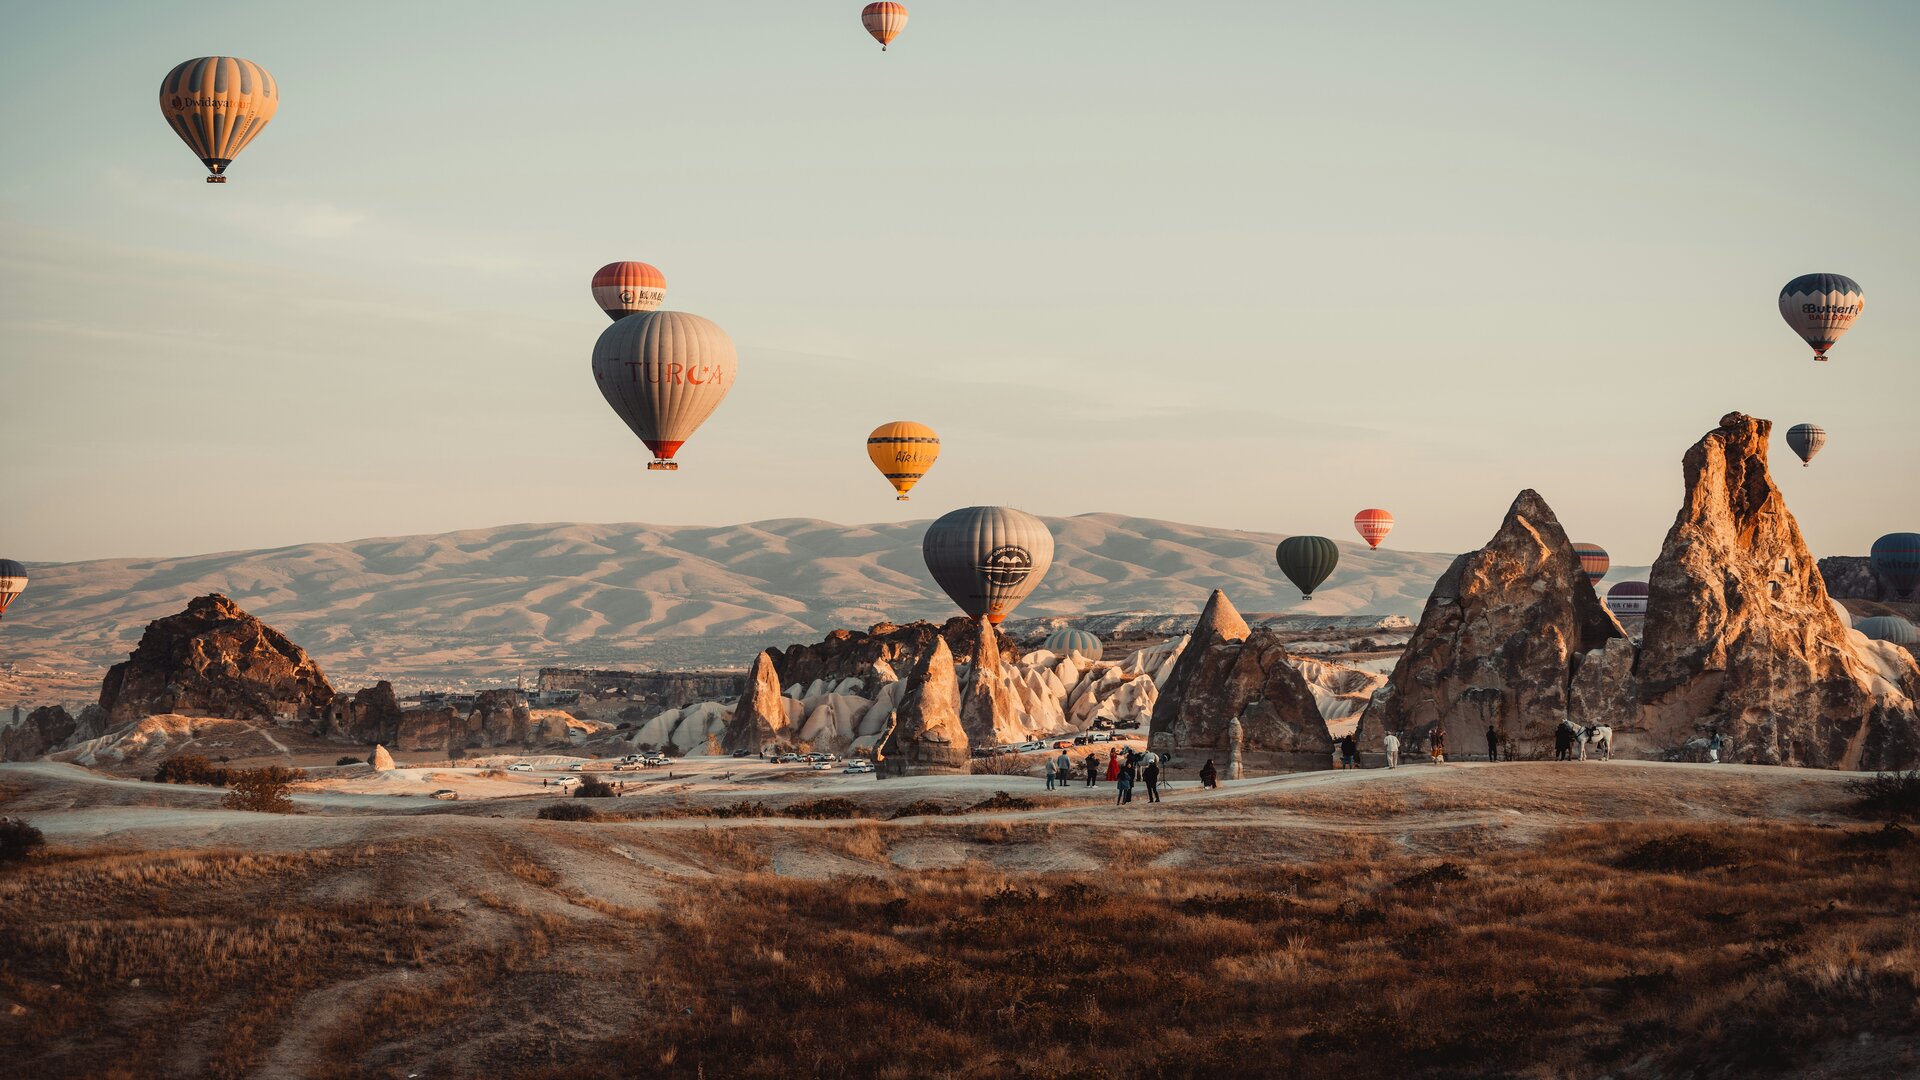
(0, 818, 45, 865)
(886, 799, 950, 819)
(965, 791, 1035, 813)
(1845, 769, 1920, 821)
(539, 802, 602, 822)
(1611, 834, 1736, 873)
(969, 752, 1042, 776)
(219, 767, 306, 814)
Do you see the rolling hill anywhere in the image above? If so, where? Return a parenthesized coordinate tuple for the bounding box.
(0, 513, 1559, 703)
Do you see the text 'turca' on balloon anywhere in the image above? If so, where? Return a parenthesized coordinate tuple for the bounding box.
(590, 311, 737, 472)
(1778, 273, 1863, 362)
(592, 262, 667, 321)
(867, 421, 939, 500)
(158, 57, 278, 183)
(862, 2, 908, 50)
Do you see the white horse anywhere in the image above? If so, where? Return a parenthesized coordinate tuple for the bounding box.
(1578, 724, 1613, 761)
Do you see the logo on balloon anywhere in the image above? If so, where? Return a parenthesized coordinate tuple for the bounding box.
(977, 546, 1034, 587)
(619, 290, 634, 303)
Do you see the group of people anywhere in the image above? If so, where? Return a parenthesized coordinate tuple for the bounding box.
(1043, 745, 1175, 804)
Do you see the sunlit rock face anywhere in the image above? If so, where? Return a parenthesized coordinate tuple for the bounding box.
(877, 637, 969, 776)
(1148, 590, 1331, 771)
(98, 593, 335, 724)
(1358, 490, 1623, 757)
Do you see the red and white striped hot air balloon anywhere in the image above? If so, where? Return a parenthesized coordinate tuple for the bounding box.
(1353, 509, 1394, 549)
(591, 262, 666, 321)
(862, 2, 908, 50)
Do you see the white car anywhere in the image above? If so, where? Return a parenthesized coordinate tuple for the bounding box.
(553, 775, 580, 788)
(568, 763, 585, 771)
(507, 763, 533, 772)
(810, 761, 835, 771)
(842, 761, 875, 774)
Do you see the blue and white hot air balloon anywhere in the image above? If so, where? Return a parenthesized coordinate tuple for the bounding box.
(1041, 628, 1104, 663)
(1778, 273, 1864, 362)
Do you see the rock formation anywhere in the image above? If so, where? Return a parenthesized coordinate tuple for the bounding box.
(1626, 413, 1920, 768)
(395, 706, 460, 753)
(1148, 590, 1332, 770)
(1818, 556, 1908, 604)
(959, 620, 1026, 747)
(98, 594, 334, 724)
(1358, 490, 1624, 757)
(770, 618, 1015, 689)
(369, 744, 395, 771)
(321, 682, 404, 745)
(877, 637, 969, 776)
(722, 651, 801, 753)
(2, 705, 107, 762)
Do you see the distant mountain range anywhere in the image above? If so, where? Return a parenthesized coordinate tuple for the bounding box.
(0, 514, 1642, 703)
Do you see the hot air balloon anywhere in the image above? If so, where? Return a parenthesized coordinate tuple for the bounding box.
(1275, 536, 1339, 600)
(1829, 597, 1854, 629)
(591, 262, 666, 321)
(0, 560, 26, 623)
(590, 311, 737, 471)
(1042, 628, 1103, 663)
(1352, 509, 1394, 549)
(923, 507, 1054, 623)
(1778, 273, 1864, 362)
(867, 421, 939, 500)
(1785, 423, 1826, 467)
(1572, 543, 1610, 587)
(1871, 532, 1920, 599)
(862, 2, 908, 50)
(1856, 616, 1919, 646)
(158, 57, 278, 183)
(1605, 581, 1649, 618)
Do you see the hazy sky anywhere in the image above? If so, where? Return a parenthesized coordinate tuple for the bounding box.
(1, 0, 1915, 566)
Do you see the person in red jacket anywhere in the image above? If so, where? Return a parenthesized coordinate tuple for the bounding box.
(1104, 748, 1120, 782)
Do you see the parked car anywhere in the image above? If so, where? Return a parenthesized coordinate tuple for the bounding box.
(1072, 734, 1091, 746)
(732, 749, 752, 758)
(801, 752, 828, 763)
(1091, 732, 1114, 743)
(568, 763, 585, 771)
(1053, 740, 1074, 749)
(1115, 719, 1141, 731)
(507, 763, 533, 772)
(1018, 741, 1046, 753)
(553, 776, 580, 788)
(810, 761, 835, 771)
(843, 761, 876, 774)
(429, 789, 458, 800)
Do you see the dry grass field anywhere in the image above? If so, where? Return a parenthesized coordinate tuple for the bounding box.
(1, 761, 1916, 1079)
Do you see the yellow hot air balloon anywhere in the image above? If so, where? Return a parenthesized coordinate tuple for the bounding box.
(159, 57, 279, 183)
(866, 421, 939, 500)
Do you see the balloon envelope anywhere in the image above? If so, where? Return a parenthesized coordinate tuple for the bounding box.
(592, 262, 667, 321)
(867, 421, 939, 500)
(923, 507, 1054, 623)
(1856, 616, 1919, 646)
(1785, 423, 1826, 466)
(1871, 532, 1920, 599)
(1605, 580, 1649, 618)
(1353, 509, 1394, 549)
(862, 2, 908, 49)
(0, 558, 25, 622)
(1572, 543, 1610, 586)
(590, 311, 737, 469)
(159, 57, 278, 181)
(1778, 273, 1864, 361)
(1042, 628, 1103, 663)
(1275, 536, 1339, 599)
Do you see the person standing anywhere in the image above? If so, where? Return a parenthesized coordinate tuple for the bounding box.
(1485, 725, 1499, 763)
(1117, 759, 1136, 805)
(1199, 759, 1218, 789)
(1143, 758, 1161, 803)
(1707, 729, 1724, 764)
(1055, 750, 1073, 788)
(1429, 724, 1446, 764)
(1085, 752, 1099, 786)
(1044, 756, 1057, 791)
(1339, 734, 1358, 769)
(1383, 731, 1400, 769)
(1554, 722, 1572, 761)
(1105, 748, 1121, 783)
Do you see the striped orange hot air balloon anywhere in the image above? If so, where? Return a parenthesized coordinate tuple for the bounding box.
(591, 262, 667, 321)
(1572, 543, 1610, 587)
(1353, 509, 1394, 549)
(867, 421, 939, 500)
(862, 2, 908, 50)
(158, 57, 279, 183)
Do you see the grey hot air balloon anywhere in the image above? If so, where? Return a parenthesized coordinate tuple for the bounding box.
(922, 507, 1054, 623)
(1041, 628, 1103, 662)
(1785, 423, 1826, 467)
(1275, 536, 1339, 600)
(591, 310, 737, 471)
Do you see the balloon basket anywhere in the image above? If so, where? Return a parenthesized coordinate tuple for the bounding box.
(647, 460, 678, 472)
(206, 176, 227, 184)
(896, 495, 910, 501)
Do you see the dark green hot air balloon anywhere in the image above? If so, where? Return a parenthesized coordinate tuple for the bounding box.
(1871, 532, 1920, 600)
(1275, 536, 1339, 600)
